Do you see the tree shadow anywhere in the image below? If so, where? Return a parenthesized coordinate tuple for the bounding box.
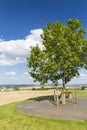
(27, 95, 54, 102)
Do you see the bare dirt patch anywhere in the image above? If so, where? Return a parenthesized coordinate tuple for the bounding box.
(0, 90, 53, 106)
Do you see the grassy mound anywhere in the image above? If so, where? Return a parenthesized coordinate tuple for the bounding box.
(0, 99, 87, 130)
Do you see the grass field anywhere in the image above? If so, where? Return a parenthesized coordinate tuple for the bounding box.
(0, 102, 87, 129)
(75, 90, 87, 97)
(68, 89, 87, 97)
(0, 89, 87, 130)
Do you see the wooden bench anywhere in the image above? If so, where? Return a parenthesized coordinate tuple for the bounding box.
(54, 90, 72, 98)
(60, 91, 72, 98)
(54, 90, 72, 105)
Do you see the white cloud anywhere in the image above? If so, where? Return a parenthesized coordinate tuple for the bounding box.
(8, 77, 18, 80)
(79, 73, 87, 81)
(23, 71, 28, 75)
(80, 73, 87, 77)
(5, 71, 17, 76)
(22, 71, 32, 79)
(0, 29, 43, 66)
(0, 39, 3, 42)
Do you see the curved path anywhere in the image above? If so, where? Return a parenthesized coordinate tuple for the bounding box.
(16, 97, 87, 120)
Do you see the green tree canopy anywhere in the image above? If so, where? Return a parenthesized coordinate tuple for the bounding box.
(27, 45, 48, 86)
(27, 19, 87, 87)
(27, 19, 87, 104)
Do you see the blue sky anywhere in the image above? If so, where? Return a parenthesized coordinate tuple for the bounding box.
(0, 0, 87, 85)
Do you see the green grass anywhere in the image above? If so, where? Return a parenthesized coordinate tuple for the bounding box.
(0, 96, 87, 130)
(76, 90, 87, 97)
(69, 89, 87, 97)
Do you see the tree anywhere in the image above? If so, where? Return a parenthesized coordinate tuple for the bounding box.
(27, 45, 48, 87)
(27, 19, 87, 104)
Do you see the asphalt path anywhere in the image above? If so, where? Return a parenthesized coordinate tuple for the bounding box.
(16, 97, 87, 120)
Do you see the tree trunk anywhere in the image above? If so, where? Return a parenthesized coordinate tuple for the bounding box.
(62, 77, 66, 105)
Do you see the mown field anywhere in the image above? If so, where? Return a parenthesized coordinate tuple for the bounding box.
(69, 89, 87, 97)
(0, 90, 87, 130)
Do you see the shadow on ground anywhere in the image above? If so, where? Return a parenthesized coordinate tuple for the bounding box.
(16, 95, 87, 120)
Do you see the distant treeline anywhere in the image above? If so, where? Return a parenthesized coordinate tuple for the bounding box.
(0, 84, 37, 88)
(0, 84, 87, 88)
